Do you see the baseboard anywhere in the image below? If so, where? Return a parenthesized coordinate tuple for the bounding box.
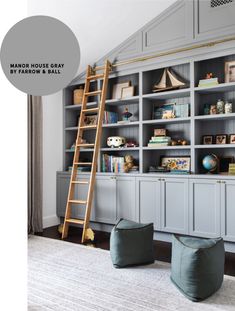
(43, 215, 60, 229)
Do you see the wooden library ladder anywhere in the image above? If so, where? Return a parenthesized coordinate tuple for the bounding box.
(62, 60, 112, 243)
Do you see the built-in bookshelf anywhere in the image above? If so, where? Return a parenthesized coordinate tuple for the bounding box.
(63, 52, 235, 176)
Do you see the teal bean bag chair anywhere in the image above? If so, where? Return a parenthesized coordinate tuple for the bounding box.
(110, 219, 154, 268)
(171, 235, 224, 302)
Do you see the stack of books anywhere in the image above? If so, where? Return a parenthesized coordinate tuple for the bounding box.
(147, 136, 171, 147)
(198, 78, 219, 88)
(102, 154, 125, 173)
(103, 111, 118, 124)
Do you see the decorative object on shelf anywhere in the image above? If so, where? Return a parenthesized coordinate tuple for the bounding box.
(103, 111, 118, 124)
(148, 136, 171, 147)
(198, 73, 219, 87)
(202, 154, 219, 174)
(216, 99, 225, 114)
(210, 104, 217, 115)
(225, 61, 235, 83)
(154, 128, 167, 136)
(122, 107, 133, 122)
(70, 142, 76, 150)
(229, 134, 235, 144)
(174, 103, 190, 118)
(107, 136, 126, 148)
(84, 115, 98, 125)
(160, 156, 191, 173)
(228, 163, 235, 175)
(123, 155, 134, 173)
(215, 134, 227, 144)
(121, 86, 134, 99)
(124, 140, 138, 148)
(219, 156, 234, 173)
(202, 135, 214, 145)
(203, 103, 210, 115)
(112, 82, 130, 99)
(171, 140, 177, 146)
(102, 154, 125, 173)
(153, 103, 189, 119)
(148, 166, 170, 173)
(225, 101, 233, 114)
(152, 68, 186, 92)
(73, 86, 84, 105)
(170, 139, 188, 146)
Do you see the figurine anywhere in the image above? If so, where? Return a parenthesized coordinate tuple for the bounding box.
(107, 136, 126, 148)
(206, 73, 213, 79)
(210, 104, 217, 115)
(122, 107, 132, 122)
(123, 155, 134, 173)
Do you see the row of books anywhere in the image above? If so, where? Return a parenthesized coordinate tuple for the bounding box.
(103, 111, 118, 124)
(102, 154, 125, 173)
(147, 136, 171, 147)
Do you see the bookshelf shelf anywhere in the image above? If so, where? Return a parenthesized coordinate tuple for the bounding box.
(63, 52, 235, 175)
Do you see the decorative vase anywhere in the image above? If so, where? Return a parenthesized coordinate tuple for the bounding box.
(225, 102, 232, 114)
(216, 99, 224, 114)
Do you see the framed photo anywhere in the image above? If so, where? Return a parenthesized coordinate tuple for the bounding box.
(84, 115, 97, 125)
(121, 86, 134, 99)
(219, 156, 234, 173)
(202, 135, 214, 145)
(229, 134, 235, 144)
(153, 103, 175, 119)
(112, 82, 130, 99)
(225, 61, 235, 83)
(215, 134, 227, 144)
(160, 156, 191, 173)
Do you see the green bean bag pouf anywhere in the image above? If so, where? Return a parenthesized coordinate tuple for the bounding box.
(171, 235, 224, 302)
(110, 219, 154, 268)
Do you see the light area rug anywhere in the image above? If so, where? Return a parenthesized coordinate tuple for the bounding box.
(28, 235, 235, 311)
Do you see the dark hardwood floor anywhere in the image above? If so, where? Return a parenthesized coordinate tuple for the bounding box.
(37, 225, 235, 277)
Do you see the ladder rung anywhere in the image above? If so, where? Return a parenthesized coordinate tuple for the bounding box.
(69, 200, 87, 204)
(84, 90, 102, 96)
(74, 162, 92, 165)
(76, 143, 94, 148)
(80, 125, 97, 129)
(82, 108, 99, 113)
(66, 218, 84, 225)
(71, 180, 89, 185)
(87, 74, 104, 81)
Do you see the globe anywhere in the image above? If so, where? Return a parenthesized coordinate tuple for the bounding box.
(202, 154, 218, 173)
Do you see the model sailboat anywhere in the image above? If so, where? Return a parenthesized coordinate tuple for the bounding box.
(153, 68, 186, 92)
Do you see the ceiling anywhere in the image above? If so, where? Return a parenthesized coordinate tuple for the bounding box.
(28, 0, 176, 75)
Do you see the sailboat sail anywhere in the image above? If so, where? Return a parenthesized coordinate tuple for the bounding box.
(153, 67, 186, 92)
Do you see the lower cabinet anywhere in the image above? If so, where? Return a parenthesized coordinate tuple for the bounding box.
(189, 179, 221, 238)
(221, 180, 235, 242)
(136, 177, 188, 234)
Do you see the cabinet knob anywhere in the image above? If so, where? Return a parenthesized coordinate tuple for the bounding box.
(110, 176, 116, 180)
(216, 180, 221, 183)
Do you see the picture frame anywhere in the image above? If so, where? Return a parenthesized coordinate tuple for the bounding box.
(84, 115, 97, 125)
(153, 103, 175, 119)
(160, 156, 191, 173)
(121, 86, 134, 99)
(225, 61, 235, 83)
(229, 134, 235, 144)
(112, 82, 130, 99)
(215, 134, 227, 144)
(219, 156, 234, 173)
(202, 135, 214, 145)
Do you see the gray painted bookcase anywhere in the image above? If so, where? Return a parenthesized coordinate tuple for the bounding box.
(57, 0, 235, 249)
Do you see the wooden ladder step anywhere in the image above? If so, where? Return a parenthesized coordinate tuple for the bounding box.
(87, 74, 104, 80)
(77, 143, 95, 148)
(65, 218, 84, 225)
(82, 107, 99, 113)
(69, 200, 87, 204)
(80, 125, 97, 129)
(71, 180, 89, 185)
(84, 90, 102, 96)
(74, 162, 92, 165)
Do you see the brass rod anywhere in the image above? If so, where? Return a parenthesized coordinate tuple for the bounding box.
(94, 36, 235, 71)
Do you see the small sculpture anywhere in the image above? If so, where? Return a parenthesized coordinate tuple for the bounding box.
(206, 73, 213, 79)
(107, 136, 126, 148)
(124, 154, 134, 173)
(122, 107, 132, 122)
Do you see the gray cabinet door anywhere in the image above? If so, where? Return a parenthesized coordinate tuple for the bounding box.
(93, 176, 116, 224)
(221, 180, 235, 242)
(116, 176, 137, 221)
(161, 178, 189, 234)
(136, 177, 161, 229)
(189, 179, 220, 238)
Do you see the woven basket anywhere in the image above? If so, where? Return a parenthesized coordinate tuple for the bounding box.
(73, 87, 84, 105)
